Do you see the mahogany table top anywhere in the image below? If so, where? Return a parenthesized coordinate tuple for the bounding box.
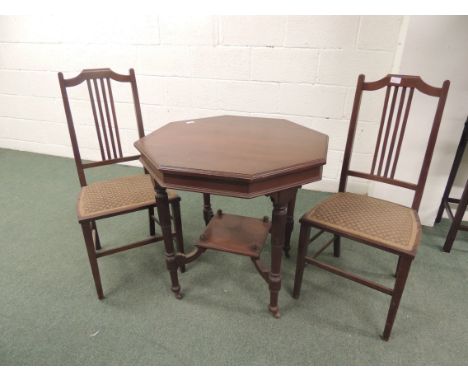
(135, 115, 328, 198)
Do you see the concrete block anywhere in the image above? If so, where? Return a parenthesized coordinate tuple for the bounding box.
(358, 16, 403, 51)
(251, 47, 318, 83)
(279, 84, 347, 118)
(318, 50, 394, 86)
(219, 16, 286, 47)
(285, 16, 359, 48)
(159, 16, 215, 45)
(190, 46, 250, 80)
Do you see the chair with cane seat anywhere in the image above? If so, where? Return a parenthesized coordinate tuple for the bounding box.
(58, 68, 185, 299)
(293, 74, 450, 341)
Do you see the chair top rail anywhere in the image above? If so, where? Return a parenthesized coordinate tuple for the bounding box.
(60, 68, 132, 87)
(362, 74, 448, 97)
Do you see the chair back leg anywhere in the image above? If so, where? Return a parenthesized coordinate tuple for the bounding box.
(293, 224, 311, 299)
(333, 235, 341, 257)
(91, 220, 102, 250)
(382, 255, 413, 341)
(81, 222, 104, 300)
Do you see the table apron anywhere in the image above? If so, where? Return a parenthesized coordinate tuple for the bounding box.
(141, 156, 323, 198)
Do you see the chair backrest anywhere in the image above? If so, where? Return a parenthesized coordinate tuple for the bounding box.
(58, 68, 145, 187)
(339, 74, 450, 211)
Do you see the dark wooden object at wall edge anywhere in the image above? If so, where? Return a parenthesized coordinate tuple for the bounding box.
(435, 116, 468, 252)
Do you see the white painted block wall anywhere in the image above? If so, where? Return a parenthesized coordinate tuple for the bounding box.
(0, 15, 403, 194)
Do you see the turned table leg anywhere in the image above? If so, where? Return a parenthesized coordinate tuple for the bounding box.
(155, 184, 182, 299)
(203, 193, 214, 225)
(268, 188, 297, 318)
(283, 192, 297, 258)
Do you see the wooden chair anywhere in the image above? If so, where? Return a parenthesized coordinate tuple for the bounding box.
(293, 74, 450, 341)
(58, 68, 185, 299)
(435, 117, 468, 252)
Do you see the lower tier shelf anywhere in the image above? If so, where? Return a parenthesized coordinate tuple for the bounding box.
(196, 212, 271, 258)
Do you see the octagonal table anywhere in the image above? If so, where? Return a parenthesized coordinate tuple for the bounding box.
(135, 115, 328, 317)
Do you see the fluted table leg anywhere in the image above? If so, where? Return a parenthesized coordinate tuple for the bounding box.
(268, 188, 298, 318)
(203, 193, 214, 225)
(155, 184, 182, 299)
(283, 192, 297, 258)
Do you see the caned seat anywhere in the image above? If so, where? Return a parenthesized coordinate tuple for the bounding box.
(303, 192, 420, 255)
(77, 174, 178, 221)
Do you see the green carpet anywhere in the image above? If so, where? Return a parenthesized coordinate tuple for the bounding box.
(1, 148, 467, 365)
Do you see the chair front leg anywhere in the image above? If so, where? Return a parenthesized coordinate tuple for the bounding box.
(382, 255, 413, 341)
(293, 223, 311, 299)
(81, 221, 104, 300)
